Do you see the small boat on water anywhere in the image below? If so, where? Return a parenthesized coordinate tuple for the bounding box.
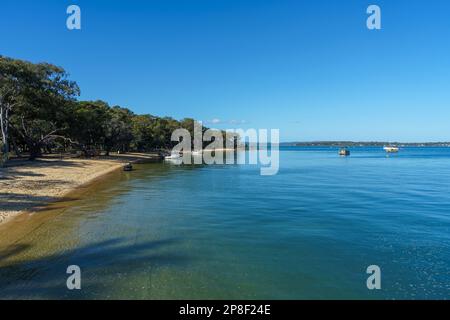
(123, 163, 133, 171)
(164, 152, 181, 160)
(339, 148, 350, 156)
(383, 146, 399, 153)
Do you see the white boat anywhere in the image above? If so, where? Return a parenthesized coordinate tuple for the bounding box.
(164, 152, 181, 159)
(383, 146, 399, 153)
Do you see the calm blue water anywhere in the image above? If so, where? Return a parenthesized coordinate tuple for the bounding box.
(0, 147, 449, 299)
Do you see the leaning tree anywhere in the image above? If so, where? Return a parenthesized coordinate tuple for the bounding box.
(0, 56, 79, 162)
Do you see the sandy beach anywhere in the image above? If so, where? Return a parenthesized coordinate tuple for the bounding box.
(0, 153, 160, 225)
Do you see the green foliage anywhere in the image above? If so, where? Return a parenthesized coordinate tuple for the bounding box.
(1, 55, 80, 160)
(1, 55, 236, 161)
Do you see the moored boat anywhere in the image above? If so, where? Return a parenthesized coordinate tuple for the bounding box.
(123, 163, 133, 171)
(339, 148, 350, 156)
(383, 146, 399, 153)
(164, 152, 181, 160)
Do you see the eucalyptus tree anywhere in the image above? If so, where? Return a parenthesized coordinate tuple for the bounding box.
(1, 55, 236, 162)
(104, 106, 134, 155)
(0, 56, 28, 165)
(13, 64, 78, 160)
(131, 114, 157, 151)
(1, 56, 80, 161)
(70, 101, 110, 155)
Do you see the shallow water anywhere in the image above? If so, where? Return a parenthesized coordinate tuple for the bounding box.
(0, 147, 449, 299)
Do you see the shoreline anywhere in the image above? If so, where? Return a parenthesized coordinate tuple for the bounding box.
(0, 153, 160, 226)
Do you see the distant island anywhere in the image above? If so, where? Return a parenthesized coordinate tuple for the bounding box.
(280, 141, 450, 147)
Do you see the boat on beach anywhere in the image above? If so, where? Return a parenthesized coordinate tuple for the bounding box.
(164, 152, 182, 160)
(123, 163, 133, 171)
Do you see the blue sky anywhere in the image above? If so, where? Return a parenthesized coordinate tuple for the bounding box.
(1, 0, 450, 142)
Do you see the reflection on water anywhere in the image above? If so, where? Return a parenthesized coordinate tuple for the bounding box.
(1, 148, 450, 299)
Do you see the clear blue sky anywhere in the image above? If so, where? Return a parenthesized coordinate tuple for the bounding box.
(1, 0, 450, 142)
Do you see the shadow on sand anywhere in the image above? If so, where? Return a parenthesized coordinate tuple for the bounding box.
(0, 192, 83, 215)
(0, 158, 91, 180)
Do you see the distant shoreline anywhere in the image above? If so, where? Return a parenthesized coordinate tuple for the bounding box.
(279, 142, 450, 147)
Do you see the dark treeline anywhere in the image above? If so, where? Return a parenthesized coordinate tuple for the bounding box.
(0, 56, 235, 166)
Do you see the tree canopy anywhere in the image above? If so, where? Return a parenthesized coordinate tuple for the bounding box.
(0, 56, 237, 165)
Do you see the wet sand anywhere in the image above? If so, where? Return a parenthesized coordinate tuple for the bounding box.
(0, 153, 160, 225)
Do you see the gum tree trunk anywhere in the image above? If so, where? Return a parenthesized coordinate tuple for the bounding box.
(0, 105, 9, 167)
